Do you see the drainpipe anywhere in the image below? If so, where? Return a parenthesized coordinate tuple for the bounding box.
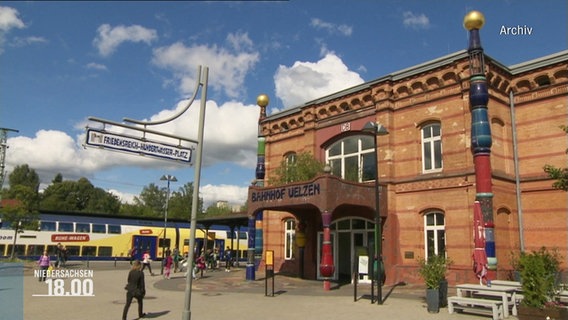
(509, 90, 524, 252)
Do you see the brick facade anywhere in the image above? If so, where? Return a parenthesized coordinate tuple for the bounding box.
(247, 50, 568, 286)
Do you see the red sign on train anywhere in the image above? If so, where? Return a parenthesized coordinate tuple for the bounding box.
(139, 229, 153, 234)
(51, 234, 90, 242)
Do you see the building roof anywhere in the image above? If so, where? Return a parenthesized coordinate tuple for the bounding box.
(264, 49, 568, 122)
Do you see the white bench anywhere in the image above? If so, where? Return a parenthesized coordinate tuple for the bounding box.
(448, 296, 504, 320)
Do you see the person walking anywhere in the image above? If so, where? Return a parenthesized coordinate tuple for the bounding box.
(37, 250, 50, 282)
(141, 251, 154, 276)
(224, 246, 232, 272)
(172, 247, 180, 273)
(122, 260, 146, 320)
(163, 252, 173, 279)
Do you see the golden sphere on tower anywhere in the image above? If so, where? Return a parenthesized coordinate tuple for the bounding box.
(257, 94, 269, 107)
(463, 10, 485, 30)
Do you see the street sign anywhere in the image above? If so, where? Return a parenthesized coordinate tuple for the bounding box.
(85, 128, 192, 163)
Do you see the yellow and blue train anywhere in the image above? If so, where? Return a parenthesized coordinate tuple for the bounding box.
(0, 211, 248, 261)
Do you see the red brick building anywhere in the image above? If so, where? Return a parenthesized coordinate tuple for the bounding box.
(246, 49, 568, 287)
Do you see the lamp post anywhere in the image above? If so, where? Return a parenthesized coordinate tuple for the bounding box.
(160, 174, 177, 275)
(362, 121, 389, 305)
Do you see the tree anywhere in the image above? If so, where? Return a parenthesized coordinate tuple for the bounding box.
(40, 175, 121, 213)
(1, 181, 40, 259)
(2, 164, 40, 198)
(204, 203, 232, 217)
(129, 183, 165, 217)
(269, 152, 325, 186)
(544, 125, 568, 191)
(168, 182, 204, 219)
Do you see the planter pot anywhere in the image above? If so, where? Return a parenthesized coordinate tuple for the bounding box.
(426, 288, 440, 313)
(439, 279, 448, 308)
(518, 305, 568, 320)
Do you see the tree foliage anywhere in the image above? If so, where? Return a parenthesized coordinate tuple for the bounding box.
(40, 175, 120, 213)
(269, 152, 325, 186)
(543, 125, 568, 191)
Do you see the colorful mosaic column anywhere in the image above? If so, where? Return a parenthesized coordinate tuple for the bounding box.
(247, 94, 269, 281)
(464, 11, 496, 270)
(319, 210, 335, 290)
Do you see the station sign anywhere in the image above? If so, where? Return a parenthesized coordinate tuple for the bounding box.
(85, 128, 192, 163)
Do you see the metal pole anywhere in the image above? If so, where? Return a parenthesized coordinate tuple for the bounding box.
(182, 66, 208, 320)
(161, 178, 171, 275)
(373, 136, 383, 305)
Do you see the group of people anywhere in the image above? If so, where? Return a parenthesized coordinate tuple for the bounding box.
(122, 246, 234, 319)
(36, 242, 68, 282)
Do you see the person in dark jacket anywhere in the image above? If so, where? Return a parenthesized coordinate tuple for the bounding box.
(122, 260, 146, 320)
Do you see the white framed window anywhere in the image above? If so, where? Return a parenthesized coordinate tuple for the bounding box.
(424, 212, 446, 259)
(283, 152, 297, 183)
(422, 123, 443, 173)
(284, 219, 296, 260)
(326, 135, 376, 182)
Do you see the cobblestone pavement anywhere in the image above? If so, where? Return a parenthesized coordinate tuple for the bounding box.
(7, 260, 499, 320)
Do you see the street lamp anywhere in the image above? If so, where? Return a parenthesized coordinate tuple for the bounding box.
(362, 121, 389, 305)
(160, 174, 177, 275)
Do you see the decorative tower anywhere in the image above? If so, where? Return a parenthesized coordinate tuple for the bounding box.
(464, 11, 496, 270)
(246, 94, 269, 281)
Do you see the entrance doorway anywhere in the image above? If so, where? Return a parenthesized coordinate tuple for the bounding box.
(316, 217, 374, 283)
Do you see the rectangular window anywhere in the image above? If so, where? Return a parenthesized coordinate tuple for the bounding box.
(40, 221, 56, 231)
(92, 224, 106, 233)
(27, 244, 44, 256)
(65, 246, 80, 256)
(7, 244, 26, 256)
(81, 246, 97, 256)
(98, 246, 113, 257)
(46, 245, 58, 255)
(361, 152, 376, 182)
(108, 225, 121, 234)
(76, 223, 90, 233)
(58, 222, 74, 232)
(284, 220, 296, 260)
(422, 124, 443, 173)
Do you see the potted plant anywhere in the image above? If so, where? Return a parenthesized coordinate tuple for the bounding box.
(517, 247, 567, 320)
(418, 254, 452, 313)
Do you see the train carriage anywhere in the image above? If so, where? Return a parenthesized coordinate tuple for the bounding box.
(0, 211, 248, 262)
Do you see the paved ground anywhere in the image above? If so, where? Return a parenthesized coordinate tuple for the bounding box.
(4, 261, 503, 320)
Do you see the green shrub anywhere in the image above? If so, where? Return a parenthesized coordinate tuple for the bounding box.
(518, 247, 562, 308)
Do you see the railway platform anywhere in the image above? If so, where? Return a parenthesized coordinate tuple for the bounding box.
(10, 261, 495, 320)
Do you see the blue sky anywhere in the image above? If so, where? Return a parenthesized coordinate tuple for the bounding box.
(1, 1, 566, 208)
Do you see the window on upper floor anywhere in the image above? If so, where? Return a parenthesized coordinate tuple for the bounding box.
(422, 123, 443, 173)
(326, 135, 376, 182)
(283, 152, 297, 183)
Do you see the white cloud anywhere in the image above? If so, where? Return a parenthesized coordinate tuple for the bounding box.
(0, 6, 25, 53)
(86, 62, 108, 71)
(274, 53, 364, 108)
(93, 24, 158, 57)
(0, 6, 24, 31)
(310, 18, 353, 36)
(151, 32, 259, 99)
(12, 36, 47, 47)
(5, 99, 259, 205)
(200, 184, 248, 207)
(402, 11, 430, 30)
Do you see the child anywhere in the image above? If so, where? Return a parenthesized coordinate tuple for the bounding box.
(164, 253, 173, 279)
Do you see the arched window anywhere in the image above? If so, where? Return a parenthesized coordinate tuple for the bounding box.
(424, 211, 446, 258)
(284, 219, 296, 260)
(422, 123, 443, 173)
(326, 135, 376, 182)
